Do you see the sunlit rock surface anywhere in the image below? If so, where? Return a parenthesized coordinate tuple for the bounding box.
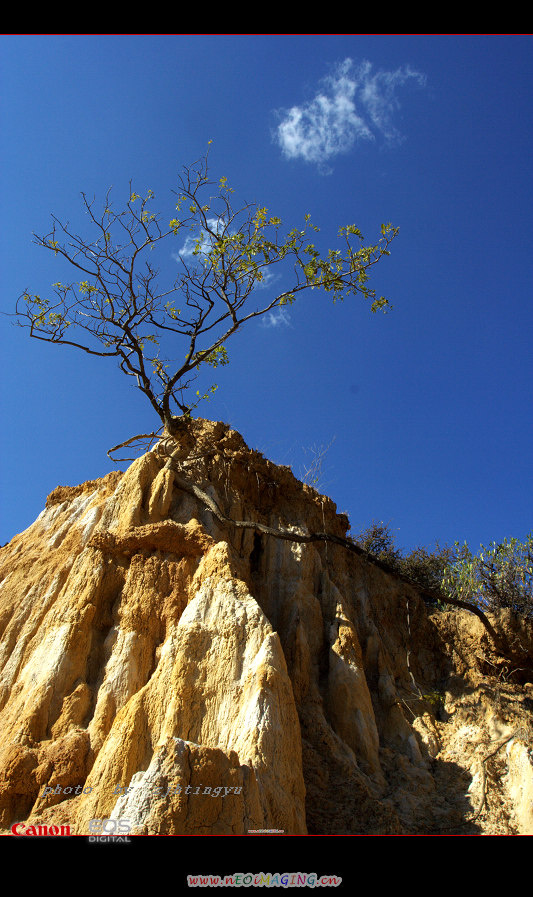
(0, 419, 531, 835)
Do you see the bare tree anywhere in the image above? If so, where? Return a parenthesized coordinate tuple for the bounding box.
(300, 436, 337, 491)
(11, 151, 533, 675)
(14, 147, 398, 457)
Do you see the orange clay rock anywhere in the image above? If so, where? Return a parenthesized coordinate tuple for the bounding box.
(0, 418, 532, 835)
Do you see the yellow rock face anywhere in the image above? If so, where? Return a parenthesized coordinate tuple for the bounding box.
(0, 418, 531, 836)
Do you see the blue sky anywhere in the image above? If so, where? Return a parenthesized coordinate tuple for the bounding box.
(1, 34, 532, 557)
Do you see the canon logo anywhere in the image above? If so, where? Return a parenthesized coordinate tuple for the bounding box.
(11, 822, 70, 836)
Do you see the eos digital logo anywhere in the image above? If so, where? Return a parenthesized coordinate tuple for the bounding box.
(88, 818, 132, 842)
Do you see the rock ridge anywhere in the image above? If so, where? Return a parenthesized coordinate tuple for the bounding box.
(0, 417, 531, 835)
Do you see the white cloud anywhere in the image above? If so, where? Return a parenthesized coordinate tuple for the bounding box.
(275, 58, 426, 169)
(261, 307, 292, 329)
(358, 62, 426, 140)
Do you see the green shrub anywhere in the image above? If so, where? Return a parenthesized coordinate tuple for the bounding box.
(354, 522, 533, 619)
(442, 533, 533, 619)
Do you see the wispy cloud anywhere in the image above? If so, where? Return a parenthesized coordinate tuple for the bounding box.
(274, 58, 426, 171)
(260, 307, 292, 329)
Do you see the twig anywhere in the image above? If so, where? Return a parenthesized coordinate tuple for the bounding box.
(107, 429, 163, 462)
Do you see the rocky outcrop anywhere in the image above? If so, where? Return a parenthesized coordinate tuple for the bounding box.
(0, 418, 531, 836)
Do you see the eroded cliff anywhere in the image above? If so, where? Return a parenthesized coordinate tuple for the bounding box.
(0, 418, 532, 836)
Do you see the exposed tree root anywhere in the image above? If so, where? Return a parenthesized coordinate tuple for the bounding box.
(465, 729, 526, 826)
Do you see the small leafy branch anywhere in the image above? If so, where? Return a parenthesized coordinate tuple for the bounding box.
(13, 146, 398, 452)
